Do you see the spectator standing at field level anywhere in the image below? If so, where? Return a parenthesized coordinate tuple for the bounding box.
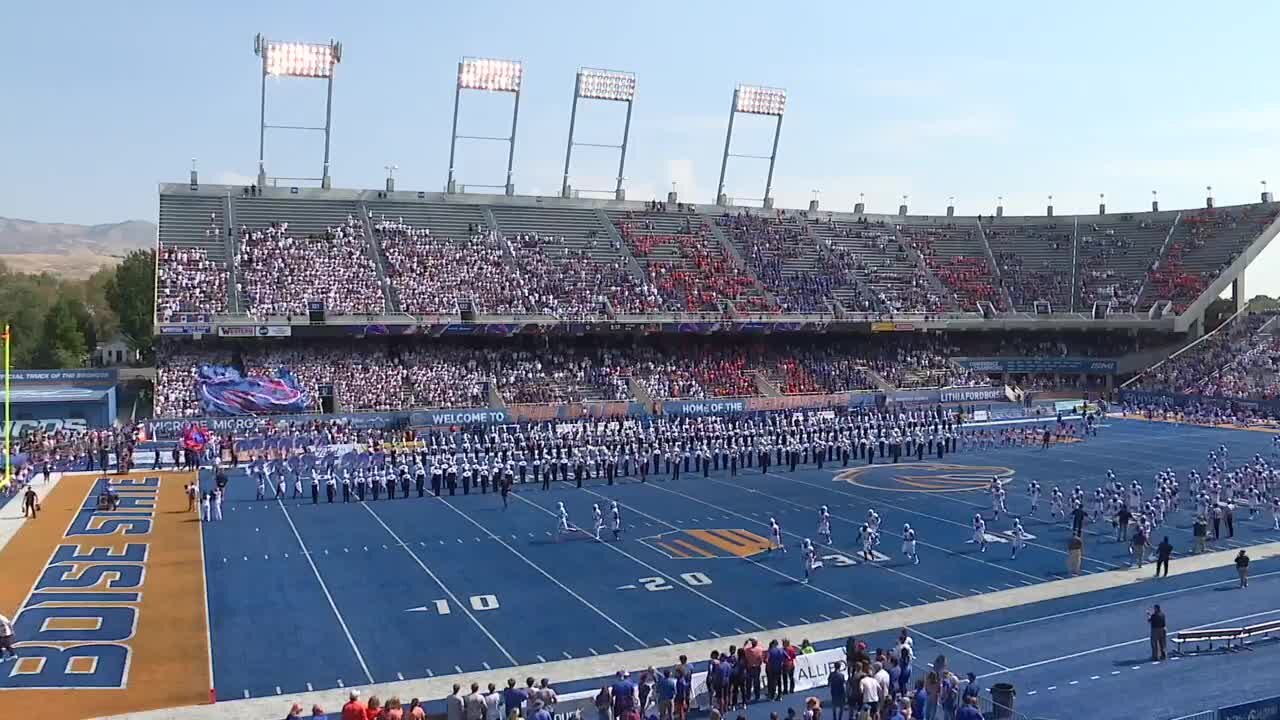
(955, 696, 984, 720)
(446, 685, 465, 720)
(827, 661, 846, 720)
(340, 691, 364, 720)
(1148, 604, 1167, 660)
(1236, 550, 1251, 588)
(23, 486, 37, 518)
(1067, 533, 1084, 576)
(1155, 537, 1173, 578)
(465, 683, 486, 720)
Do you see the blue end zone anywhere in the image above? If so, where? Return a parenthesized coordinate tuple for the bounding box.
(197, 418, 1280, 714)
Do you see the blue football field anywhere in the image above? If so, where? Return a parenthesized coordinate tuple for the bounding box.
(197, 418, 1280, 719)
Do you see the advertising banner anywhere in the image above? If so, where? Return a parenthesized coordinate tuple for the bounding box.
(409, 408, 511, 427)
(1219, 695, 1280, 720)
(145, 412, 408, 440)
(957, 357, 1118, 374)
(663, 399, 748, 416)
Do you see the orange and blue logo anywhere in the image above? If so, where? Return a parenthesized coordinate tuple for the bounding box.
(834, 463, 1015, 493)
(642, 529, 774, 559)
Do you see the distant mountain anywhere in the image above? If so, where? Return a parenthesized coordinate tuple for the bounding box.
(0, 217, 154, 278)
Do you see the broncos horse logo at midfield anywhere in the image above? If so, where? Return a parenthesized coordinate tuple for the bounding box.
(835, 462, 1015, 493)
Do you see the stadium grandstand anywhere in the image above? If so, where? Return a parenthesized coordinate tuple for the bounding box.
(10, 32, 1280, 720)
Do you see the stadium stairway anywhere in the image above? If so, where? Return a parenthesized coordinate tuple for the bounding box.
(973, 219, 1016, 310)
(891, 223, 956, 309)
(626, 377, 655, 408)
(798, 218, 879, 313)
(753, 371, 782, 397)
(356, 202, 399, 313)
(594, 209, 648, 284)
(223, 195, 242, 313)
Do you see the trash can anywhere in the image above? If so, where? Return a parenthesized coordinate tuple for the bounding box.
(990, 683, 1016, 719)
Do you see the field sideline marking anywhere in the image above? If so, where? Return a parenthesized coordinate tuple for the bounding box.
(435, 495, 649, 647)
(277, 499, 375, 684)
(361, 503, 517, 665)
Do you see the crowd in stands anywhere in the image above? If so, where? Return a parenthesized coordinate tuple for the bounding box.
(1076, 221, 1151, 312)
(373, 218, 498, 315)
(236, 218, 386, 317)
(718, 212, 855, 314)
(151, 333, 1026, 417)
(904, 225, 1004, 313)
(987, 223, 1073, 310)
(157, 246, 227, 321)
(1132, 313, 1279, 400)
(615, 214, 770, 313)
(374, 217, 664, 317)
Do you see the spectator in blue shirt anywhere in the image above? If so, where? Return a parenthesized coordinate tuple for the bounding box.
(611, 671, 637, 718)
(502, 678, 528, 718)
(827, 661, 846, 720)
(911, 680, 927, 720)
(961, 672, 981, 704)
(956, 696, 984, 720)
(531, 700, 553, 720)
(656, 669, 677, 720)
(766, 640, 787, 700)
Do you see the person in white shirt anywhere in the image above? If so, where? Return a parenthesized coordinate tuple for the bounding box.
(0, 612, 16, 661)
(858, 669, 880, 715)
(873, 661, 891, 708)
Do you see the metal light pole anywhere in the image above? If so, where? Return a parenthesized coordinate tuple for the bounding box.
(716, 84, 787, 208)
(561, 68, 637, 200)
(446, 57, 524, 195)
(253, 34, 342, 189)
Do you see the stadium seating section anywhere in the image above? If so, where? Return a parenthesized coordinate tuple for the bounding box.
(157, 190, 1279, 321)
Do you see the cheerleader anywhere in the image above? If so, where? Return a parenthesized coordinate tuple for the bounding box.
(769, 517, 786, 553)
(1009, 518, 1025, 559)
(611, 502, 622, 541)
(817, 506, 832, 544)
(275, 475, 287, 500)
(593, 503, 604, 541)
(972, 513, 988, 552)
(293, 473, 304, 500)
(1027, 480, 1041, 516)
(902, 523, 919, 565)
(556, 502, 570, 540)
(801, 539, 822, 583)
(255, 469, 266, 501)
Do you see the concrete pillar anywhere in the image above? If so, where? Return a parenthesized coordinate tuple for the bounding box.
(1206, 186, 1215, 209)
(946, 204, 955, 217)
(854, 201, 865, 214)
(668, 190, 679, 205)
(808, 199, 819, 212)
(1234, 272, 1247, 313)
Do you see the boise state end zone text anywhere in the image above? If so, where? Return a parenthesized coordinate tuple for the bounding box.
(0, 476, 160, 690)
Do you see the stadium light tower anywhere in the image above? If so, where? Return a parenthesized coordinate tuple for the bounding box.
(716, 85, 787, 208)
(561, 68, 637, 200)
(253, 34, 342, 189)
(447, 57, 523, 196)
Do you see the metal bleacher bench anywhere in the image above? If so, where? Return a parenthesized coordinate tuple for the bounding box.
(1172, 619, 1280, 654)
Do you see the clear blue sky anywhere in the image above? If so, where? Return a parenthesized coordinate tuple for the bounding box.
(4, 0, 1280, 295)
